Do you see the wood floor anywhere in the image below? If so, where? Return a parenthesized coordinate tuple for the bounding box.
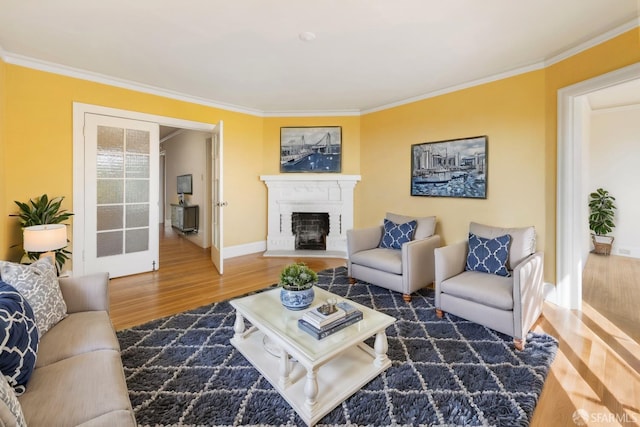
(109, 227, 640, 426)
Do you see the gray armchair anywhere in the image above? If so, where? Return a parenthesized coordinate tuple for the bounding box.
(347, 213, 441, 302)
(434, 222, 544, 350)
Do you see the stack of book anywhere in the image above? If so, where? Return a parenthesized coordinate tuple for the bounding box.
(298, 301, 363, 339)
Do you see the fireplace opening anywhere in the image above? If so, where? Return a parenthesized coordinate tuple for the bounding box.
(292, 212, 329, 250)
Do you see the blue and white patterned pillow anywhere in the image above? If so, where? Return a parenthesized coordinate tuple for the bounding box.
(0, 281, 39, 396)
(379, 219, 417, 250)
(465, 232, 511, 277)
(0, 258, 67, 337)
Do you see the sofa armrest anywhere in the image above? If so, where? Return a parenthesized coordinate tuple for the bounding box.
(347, 226, 383, 257)
(403, 234, 441, 292)
(512, 251, 544, 340)
(58, 272, 110, 314)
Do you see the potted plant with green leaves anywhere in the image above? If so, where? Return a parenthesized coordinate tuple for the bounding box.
(278, 262, 318, 310)
(588, 188, 616, 255)
(11, 194, 74, 270)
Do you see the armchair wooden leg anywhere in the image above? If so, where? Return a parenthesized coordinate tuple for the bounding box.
(402, 294, 412, 302)
(436, 309, 443, 318)
(514, 338, 525, 351)
(348, 277, 356, 285)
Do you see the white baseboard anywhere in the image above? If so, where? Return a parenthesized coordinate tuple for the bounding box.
(223, 241, 267, 259)
(613, 246, 640, 259)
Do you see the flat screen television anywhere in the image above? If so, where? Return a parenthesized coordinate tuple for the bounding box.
(177, 174, 193, 195)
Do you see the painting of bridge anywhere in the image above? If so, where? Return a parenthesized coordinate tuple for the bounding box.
(280, 126, 342, 173)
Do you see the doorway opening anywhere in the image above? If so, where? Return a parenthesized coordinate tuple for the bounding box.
(556, 62, 640, 310)
(73, 103, 221, 277)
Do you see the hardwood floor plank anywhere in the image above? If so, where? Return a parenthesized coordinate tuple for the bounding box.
(109, 227, 345, 330)
(109, 227, 640, 426)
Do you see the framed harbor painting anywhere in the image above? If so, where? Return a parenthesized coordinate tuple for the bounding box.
(411, 135, 487, 198)
(280, 126, 342, 173)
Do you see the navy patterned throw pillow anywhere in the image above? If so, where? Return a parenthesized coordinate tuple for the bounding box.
(465, 232, 512, 277)
(0, 281, 39, 395)
(379, 219, 417, 250)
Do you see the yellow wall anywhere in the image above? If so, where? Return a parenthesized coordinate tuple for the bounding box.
(542, 28, 640, 279)
(1, 26, 638, 282)
(358, 28, 639, 283)
(360, 71, 548, 272)
(262, 116, 361, 174)
(0, 58, 6, 259)
(2, 64, 264, 261)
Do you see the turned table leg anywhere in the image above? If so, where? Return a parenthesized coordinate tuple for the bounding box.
(374, 331, 389, 367)
(233, 312, 245, 339)
(278, 346, 291, 388)
(304, 367, 318, 409)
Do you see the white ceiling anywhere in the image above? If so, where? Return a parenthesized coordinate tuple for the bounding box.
(0, 0, 638, 115)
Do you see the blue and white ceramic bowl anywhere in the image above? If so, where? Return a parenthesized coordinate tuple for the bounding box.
(280, 287, 315, 311)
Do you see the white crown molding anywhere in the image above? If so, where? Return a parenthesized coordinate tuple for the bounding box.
(545, 17, 640, 67)
(1, 18, 638, 117)
(262, 109, 361, 117)
(361, 62, 546, 115)
(2, 51, 266, 117)
(2, 50, 360, 118)
(363, 19, 640, 115)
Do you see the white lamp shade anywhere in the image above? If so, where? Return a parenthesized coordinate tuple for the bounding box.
(23, 224, 68, 252)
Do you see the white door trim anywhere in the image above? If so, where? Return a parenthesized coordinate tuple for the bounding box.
(72, 102, 216, 276)
(556, 62, 640, 309)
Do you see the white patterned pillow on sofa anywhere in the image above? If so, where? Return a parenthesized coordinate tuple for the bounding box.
(0, 258, 67, 337)
(0, 371, 27, 427)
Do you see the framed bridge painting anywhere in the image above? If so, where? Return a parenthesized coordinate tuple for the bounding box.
(411, 135, 487, 198)
(280, 126, 342, 173)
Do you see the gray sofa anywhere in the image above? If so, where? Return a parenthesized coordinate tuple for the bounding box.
(10, 273, 136, 426)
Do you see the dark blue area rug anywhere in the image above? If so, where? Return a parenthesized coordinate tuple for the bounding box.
(117, 267, 558, 426)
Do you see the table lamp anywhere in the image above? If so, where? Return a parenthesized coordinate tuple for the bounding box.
(23, 224, 68, 267)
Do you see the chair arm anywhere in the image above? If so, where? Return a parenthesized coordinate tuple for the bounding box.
(434, 241, 467, 308)
(512, 251, 544, 340)
(403, 235, 441, 292)
(434, 241, 468, 287)
(58, 272, 110, 314)
(347, 226, 383, 257)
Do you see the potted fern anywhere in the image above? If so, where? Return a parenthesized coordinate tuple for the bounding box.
(588, 188, 616, 255)
(11, 194, 73, 270)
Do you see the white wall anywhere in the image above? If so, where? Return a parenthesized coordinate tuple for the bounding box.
(589, 105, 640, 258)
(163, 130, 209, 248)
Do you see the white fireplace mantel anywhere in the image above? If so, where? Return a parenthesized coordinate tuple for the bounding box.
(260, 174, 361, 258)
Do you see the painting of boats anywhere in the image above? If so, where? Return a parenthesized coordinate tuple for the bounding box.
(411, 136, 487, 198)
(280, 126, 341, 172)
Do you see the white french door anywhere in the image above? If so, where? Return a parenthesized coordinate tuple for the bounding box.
(210, 121, 224, 274)
(83, 113, 159, 278)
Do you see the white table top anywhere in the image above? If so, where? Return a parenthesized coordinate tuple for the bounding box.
(230, 286, 396, 363)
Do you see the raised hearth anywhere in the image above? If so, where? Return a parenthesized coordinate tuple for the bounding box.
(260, 175, 361, 258)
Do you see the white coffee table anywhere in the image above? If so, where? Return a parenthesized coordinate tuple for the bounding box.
(230, 286, 396, 426)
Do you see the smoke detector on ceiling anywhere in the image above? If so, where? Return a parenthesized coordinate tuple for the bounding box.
(298, 31, 316, 42)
